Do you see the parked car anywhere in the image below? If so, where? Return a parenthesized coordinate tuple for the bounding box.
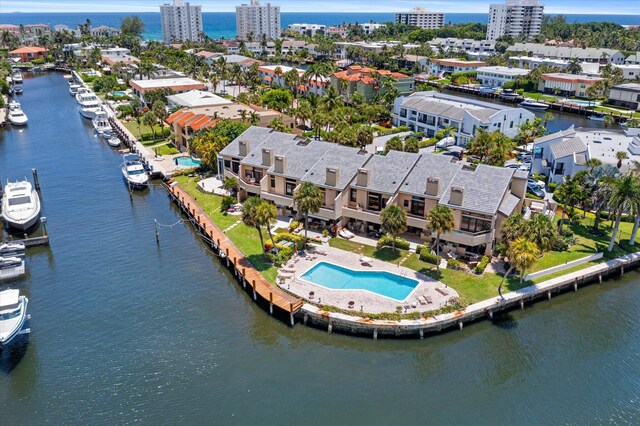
(527, 182, 545, 198)
(435, 136, 456, 149)
(528, 178, 545, 189)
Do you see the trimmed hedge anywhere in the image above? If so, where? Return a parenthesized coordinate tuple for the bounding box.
(419, 250, 441, 265)
(474, 255, 490, 275)
(273, 232, 306, 247)
(140, 127, 171, 141)
(376, 235, 410, 250)
(447, 258, 465, 270)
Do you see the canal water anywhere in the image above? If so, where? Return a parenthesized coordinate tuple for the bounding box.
(1, 73, 639, 424)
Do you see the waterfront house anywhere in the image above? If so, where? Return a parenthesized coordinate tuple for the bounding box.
(167, 90, 233, 109)
(393, 91, 535, 145)
(475, 66, 529, 87)
(430, 38, 496, 56)
(538, 73, 605, 98)
(506, 43, 626, 64)
(129, 77, 206, 104)
(9, 46, 48, 63)
(331, 66, 414, 103)
(90, 25, 120, 38)
(101, 51, 139, 66)
(428, 59, 487, 76)
(608, 83, 640, 110)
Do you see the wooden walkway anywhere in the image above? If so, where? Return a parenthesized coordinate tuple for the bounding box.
(165, 181, 303, 323)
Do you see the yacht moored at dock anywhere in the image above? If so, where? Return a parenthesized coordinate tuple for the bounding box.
(92, 110, 112, 135)
(0, 242, 26, 257)
(7, 101, 28, 126)
(519, 98, 549, 110)
(76, 91, 101, 119)
(69, 83, 81, 95)
(12, 71, 23, 84)
(121, 154, 149, 189)
(13, 84, 23, 95)
(1, 180, 41, 230)
(0, 289, 29, 348)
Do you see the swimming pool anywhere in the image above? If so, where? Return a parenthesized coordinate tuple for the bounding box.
(567, 100, 600, 106)
(301, 262, 419, 301)
(113, 91, 127, 97)
(175, 156, 202, 167)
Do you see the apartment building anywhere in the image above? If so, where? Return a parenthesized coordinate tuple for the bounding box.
(129, 77, 206, 104)
(160, 0, 203, 43)
(236, 0, 281, 41)
(394, 91, 534, 145)
(506, 43, 626, 64)
(218, 127, 529, 255)
(8, 46, 48, 62)
(333, 41, 420, 60)
(487, 0, 544, 41)
(429, 59, 488, 76)
(395, 8, 444, 29)
(608, 83, 640, 111)
(288, 23, 326, 37)
(0, 23, 51, 45)
(331, 66, 415, 102)
(259, 64, 328, 95)
(430, 38, 497, 56)
(90, 25, 120, 38)
(476, 66, 529, 87)
(538, 73, 605, 98)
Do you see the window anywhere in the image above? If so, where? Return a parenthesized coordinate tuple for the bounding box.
(224, 159, 231, 169)
(270, 176, 275, 188)
(403, 199, 409, 207)
(350, 188, 357, 202)
(285, 179, 296, 196)
(410, 196, 425, 216)
(510, 121, 514, 128)
(460, 214, 492, 233)
(367, 193, 382, 211)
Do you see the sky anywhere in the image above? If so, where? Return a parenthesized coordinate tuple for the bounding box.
(0, 0, 639, 14)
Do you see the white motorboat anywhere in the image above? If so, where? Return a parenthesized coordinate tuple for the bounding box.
(76, 91, 101, 119)
(69, 84, 81, 95)
(0, 256, 22, 269)
(7, 101, 28, 126)
(499, 89, 521, 101)
(12, 72, 23, 84)
(121, 154, 149, 189)
(519, 98, 549, 110)
(107, 135, 121, 147)
(589, 112, 606, 122)
(92, 110, 112, 135)
(1, 180, 41, 230)
(0, 242, 26, 257)
(0, 289, 29, 348)
(13, 84, 23, 95)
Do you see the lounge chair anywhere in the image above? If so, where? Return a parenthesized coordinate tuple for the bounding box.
(418, 297, 427, 306)
(424, 295, 433, 304)
(339, 228, 355, 239)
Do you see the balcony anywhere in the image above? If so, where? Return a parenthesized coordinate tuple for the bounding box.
(406, 214, 427, 229)
(439, 229, 493, 247)
(262, 191, 294, 208)
(239, 176, 261, 194)
(342, 205, 382, 224)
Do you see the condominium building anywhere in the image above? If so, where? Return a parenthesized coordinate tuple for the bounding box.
(217, 127, 530, 256)
(429, 59, 488, 76)
(476, 66, 529, 87)
(487, 0, 544, 41)
(608, 83, 640, 111)
(236, 0, 281, 41)
(395, 8, 445, 29)
(288, 23, 326, 37)
(538, 73, 605, 98)
(507, 43, 626, 64)
(331, 66, 415, 102)
(393, 91, 535, 145)
(160, 0, 203, 44)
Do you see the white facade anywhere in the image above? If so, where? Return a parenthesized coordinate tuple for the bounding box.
(393, 91, 535, 146)
(476, 66, 529, 87)
(359, 23, 385, 35)
(160, 0, 203, 44)
(395, 8, 445, 29)
(236, 0, 281, 41)
(288, 23, 326, 37)
(487, 0, 544, 41)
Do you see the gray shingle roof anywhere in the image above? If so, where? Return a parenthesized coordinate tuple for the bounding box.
(267, 140, 334, 179)
(239, 132, 298, 167)
(352, 150, 420, 195)
(439, 164, 515, 215)
(399, 154, 463, 197)
(507, 43, 621, 60)
(218, 127, 276, 159)
(301, 144, 371, 190)
(400, 91, 516, 123)
(534, 126, 576, 145)
(549, 136, 587, 159)
(498, 193, 521, 216)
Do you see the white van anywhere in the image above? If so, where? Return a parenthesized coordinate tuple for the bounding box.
(435, 136, 456, 149)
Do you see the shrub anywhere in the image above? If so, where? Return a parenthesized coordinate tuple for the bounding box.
(419, 137, 438, 148)
(262, 252, 276, 264)
(273, 232, 305, 247)
(140, 127, 171, 141)
(474, 255, 490, 275)
(32, 58, 45, 65)
(415, 244, 426, 255)
(220, 195, 236, 212)
(376, 235, 410, 250)
(419, 251, 441, 265)
(288, 220, 299, 232)
(547, 182, 558, 193)
(274, 246, 293, 266)
(264, 243, 274, 251)
(322, 229, 329, 237)
(447, 258, 465, 270)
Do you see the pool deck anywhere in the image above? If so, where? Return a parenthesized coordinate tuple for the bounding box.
(278, 244, 457, 314)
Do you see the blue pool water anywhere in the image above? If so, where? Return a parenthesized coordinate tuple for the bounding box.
(113, 91, 126, 97)
(567, 100, 600, 106)
(175, 156, 202, 167)
(301, 262, 419, 301)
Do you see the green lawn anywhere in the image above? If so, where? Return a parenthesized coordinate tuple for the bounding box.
(520, 91, 558, 103)
(328, 238, 525, 304)
(175, 176, 278, 283)
(153, 143, 179, 156)
(123, 121, 168, 141)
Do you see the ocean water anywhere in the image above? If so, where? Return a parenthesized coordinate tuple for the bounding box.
(1, 12, 639, 41)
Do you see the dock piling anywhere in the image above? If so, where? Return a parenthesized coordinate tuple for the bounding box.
(31, 168, 40, 191)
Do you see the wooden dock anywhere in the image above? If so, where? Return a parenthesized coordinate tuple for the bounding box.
(2, 234, 49, 247)
(165, 181, 303, 323)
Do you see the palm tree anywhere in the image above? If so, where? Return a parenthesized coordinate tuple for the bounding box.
(526, 214, 556, 255)
(142, 111, 157, 141)
(616, 151, 628, 169)
(380, 205, 407, 251)
(501, 213, 527, 247)
(249, 111, 260, 126)
(426, 205, 454, 272)
(566, 57, 582, 75)
(499, 237, 540, 296)
(604, 114, 615, 128)
(255, 201, 278, 246)
(223, 177, 240, 202)
(607, 174, 640, 251)
(152, 100, 168, 140)
(242, 197, 266, 253)
(293, 182, 324, 249)
(555, 178, 583, 232)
